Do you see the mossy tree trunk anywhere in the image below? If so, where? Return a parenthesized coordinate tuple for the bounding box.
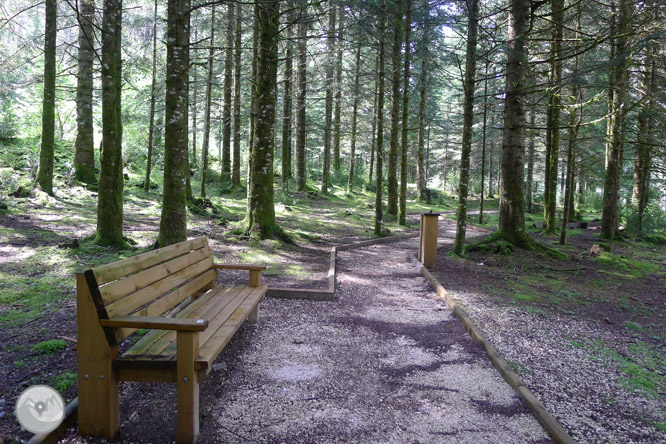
(601, 0, 630, 240)
(145, 0, 158, 192)
(453, 0, 479, 256)
(321, 5, 336, 195)
(368, 54, 379, 186)
(200, 6, 215, 198)
(398, 0, 412, 226)
(245, 0, 280, 239)
(374, 0, 386, 236)
(347, 43, 361, 194)
(221, 2, 233, 182)
(232, 3, 242, 186)
(332, 5, 344, 174)
(497, 0, 530, 247)
(525, 101, 536, 213)
(479, 60, 489, 225)
(295, 10, 308, 192)
(96, 0, 125, 246)
(74, 0, 96, 185)
(543, 0, 564, 234)
(281, 15, 293, 183)
(386, 0, 403, 218)
(158, 0, 190, 247)
(37, 0, 57, 195)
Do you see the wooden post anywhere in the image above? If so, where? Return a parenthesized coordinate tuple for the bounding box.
(248, 304, 260, 323)
(249, 270, 261, 287)
(419, 213, 439, 269)
(177, 331, 199, 444)
(77, 273, 120, 439)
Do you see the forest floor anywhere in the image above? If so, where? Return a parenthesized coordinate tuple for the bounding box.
(0, 172, 664, 443)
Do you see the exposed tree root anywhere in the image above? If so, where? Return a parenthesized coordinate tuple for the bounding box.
(467, 230, 568, 260)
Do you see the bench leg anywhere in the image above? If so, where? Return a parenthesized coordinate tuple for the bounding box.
(248, 304, 260, 323)
(77, 273, 120, 438)
(177, 331, 200, 444)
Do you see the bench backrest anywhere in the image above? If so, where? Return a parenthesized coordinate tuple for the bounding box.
(83, 237, 217, 345)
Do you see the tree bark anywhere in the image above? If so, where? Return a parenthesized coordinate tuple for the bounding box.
(221, 2, 233, 181)
(158, 0, 190, 247)
(387, 0, 403, 218)
(525, 101, 536, 212)
(332, 5, 344, 173)
(245, 0, 280, 239)
(368, 54, 379, 186)
(543, 0, 564, 234)
(96, 0, 124, 245)
(247, 8, 258, 196)
(374, 0, 386, 236)
(632, 25, 656, 233)
(453, 0, 479, 255)
(416, 73, 426, 200)
(321, 5, 336, 194)
(74, 0, 96, 185)
(601, 0, 630, 240)
(479, 60, 489, 224)
(281, 14, 293, 183)
(37, 0, 57, 195)
(497, 0, 530, 246)
(145, 0, 158, 192)
(295, 10, 308, 191)
(200, 6, 215, 198)
(347, 43, 361, 194)
(398, 0, 412, 226)
(232, 3, 242, 186)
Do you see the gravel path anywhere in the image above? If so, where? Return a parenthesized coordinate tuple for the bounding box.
(197, 236, 549, 443)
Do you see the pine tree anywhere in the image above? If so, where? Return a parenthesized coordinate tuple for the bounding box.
(74, 0, 96, 185)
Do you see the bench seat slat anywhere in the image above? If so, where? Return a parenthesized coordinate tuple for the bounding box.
(100, 246, 212, 304)
(124, 286, 244, 357)
(197, 286, 266, 365)
(117, 285, 266, 370)
(93, 237, 208, 285)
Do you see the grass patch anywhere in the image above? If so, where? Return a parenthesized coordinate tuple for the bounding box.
(32, 339, 68, 355)
(596, 252, 660, 278)
(50, 371, 77, 394)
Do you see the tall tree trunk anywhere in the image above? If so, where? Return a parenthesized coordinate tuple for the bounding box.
(321, 5, 336, 194)
(191, 25, 198, 169)
(479, 60, 489, 224)
(246, 0, 280, 238)
(543, 0, 564, 234)
(453, 0, 479, 255)
(488, 138, 494, 197)
(416, 73, 426, 200)
(368, 54, 379, 186)
(386, 0, 403, 218)
(525, 101, 536, 212)
(497, 0, 530, 246)
(601, 0, 630, 240)
(347, 43, 362, 194)
(222, 2, 233, 181)
(247, 8, 258, 196)
(200, 6, 215, 198)
(74, 0, 96, 185)
(632, 18, 656, 233)
(158, 0, 190, 246)
(281, 15, 293, 183)
(332, 5, 344, 173)
(374, 0, 387, 236)
(232, 3, 242, 186)
(37, 0, 57, 195)
(295, 11, 308, 191)
(398, 0, 412, 226)
(96, 0, 124, 245)
(145, 0, 158, 192)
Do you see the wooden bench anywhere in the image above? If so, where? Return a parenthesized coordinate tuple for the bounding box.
(76, 237, 267, 444)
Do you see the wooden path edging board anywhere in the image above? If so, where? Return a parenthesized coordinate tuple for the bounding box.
(408, 253, 577, 444)
(266, 231, 421, 301)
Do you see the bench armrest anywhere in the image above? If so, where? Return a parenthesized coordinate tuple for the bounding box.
(212, 263, 266, 271)
(100, 316, 208, 332)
